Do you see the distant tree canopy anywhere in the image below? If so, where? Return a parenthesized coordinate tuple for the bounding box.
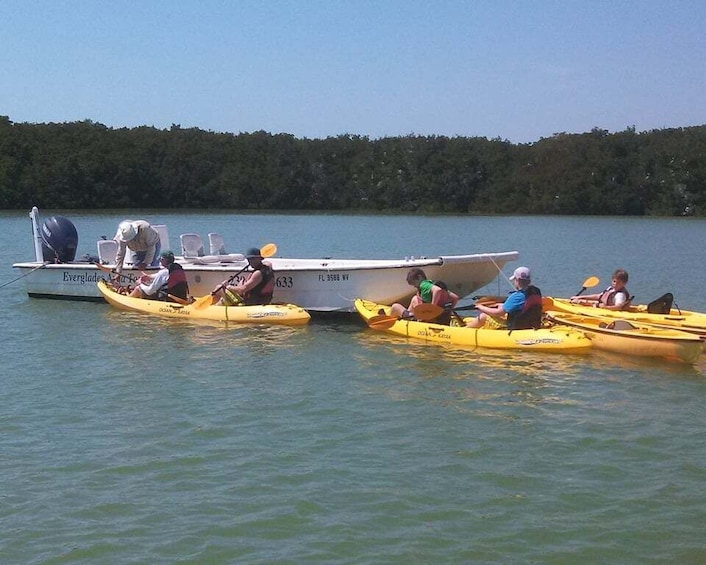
(0, 116, 704, 215)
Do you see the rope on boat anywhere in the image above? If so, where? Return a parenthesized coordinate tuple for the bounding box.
(0, 262, 48, 289)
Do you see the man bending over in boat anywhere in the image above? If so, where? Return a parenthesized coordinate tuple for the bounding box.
(570, 269, 630, 310)
(390, 268, 459, 325)
(213, 247, 275, 306)
(129, 251, 189, 302)
(466, 266, 542, 330)
(113, 219, 161, 277)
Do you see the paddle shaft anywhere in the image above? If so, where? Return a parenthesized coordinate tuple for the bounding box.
(93, 262, 136, 283)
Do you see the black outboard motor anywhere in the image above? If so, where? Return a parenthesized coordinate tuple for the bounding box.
(41, 216, 78, 263)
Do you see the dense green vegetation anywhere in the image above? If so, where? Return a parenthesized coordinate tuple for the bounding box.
(1, 115, 704, 215)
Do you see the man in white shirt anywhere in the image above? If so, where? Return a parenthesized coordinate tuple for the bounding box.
(129, 251, 170, 299)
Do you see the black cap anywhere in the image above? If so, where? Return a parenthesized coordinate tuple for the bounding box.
(245, 247, 262, 259)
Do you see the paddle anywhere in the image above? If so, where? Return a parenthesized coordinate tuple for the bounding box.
(367, 314, 400, 330)
(412, 303, 445, 321)
(192, 242, 278, 309)
(454, 295, 507, 311)
(93, 262, 136, 283)
(575, 276, 599, 297)
(414, 302, 472, 325)
(368, 302, 458, 329)
(472, 294, 508, 304)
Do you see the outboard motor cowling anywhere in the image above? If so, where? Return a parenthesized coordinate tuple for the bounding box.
(41, 216, 78, 263)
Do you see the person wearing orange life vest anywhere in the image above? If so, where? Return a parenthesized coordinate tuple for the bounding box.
(390, 267, 459, 325)
(571, 269, 630, 310)
(213, 247, 275, 306)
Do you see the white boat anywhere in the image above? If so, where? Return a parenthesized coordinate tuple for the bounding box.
(12, 207, 519, 313)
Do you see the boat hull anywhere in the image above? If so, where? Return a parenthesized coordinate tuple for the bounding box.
(355, 299, 592, 353)
(14, 251, 519, 312)
(98, 280, 311, 325)
(545, 310, 702, 364)
(13, 207, 518, 312)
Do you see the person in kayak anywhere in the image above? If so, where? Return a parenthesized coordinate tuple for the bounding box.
(213, 247, 275, 305)
(390, 267, 459, 325)
(113, 219, 161, 276)
(570, 269, 630, 310)
(466, 266, 542, 329)
(129, 250, 189, 301)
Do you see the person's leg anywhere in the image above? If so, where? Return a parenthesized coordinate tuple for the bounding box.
(465, 312, 486, 328)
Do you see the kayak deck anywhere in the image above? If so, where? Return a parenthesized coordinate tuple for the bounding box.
(355, 299, 592, 353)
(98, 280, 311, 326)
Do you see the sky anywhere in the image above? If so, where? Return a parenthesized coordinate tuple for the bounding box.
(1, 0, 705, 144)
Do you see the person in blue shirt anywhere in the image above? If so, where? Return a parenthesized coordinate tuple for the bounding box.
(466, 266, 535, 328)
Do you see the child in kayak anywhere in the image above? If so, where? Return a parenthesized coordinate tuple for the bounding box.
(571, 269, 630, 310)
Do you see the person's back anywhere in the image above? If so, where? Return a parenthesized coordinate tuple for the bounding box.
(507, 285, 542, 330)
(165, 261, 189, 301)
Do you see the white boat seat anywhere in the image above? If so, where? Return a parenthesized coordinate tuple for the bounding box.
(208, 233, 227, 255)
(180, 233, 205, 257)
(96, 239, 119, 264)
(153, 224, 170, 252)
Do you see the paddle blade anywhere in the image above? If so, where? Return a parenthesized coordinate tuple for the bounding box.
(575, 276, 600, 297)
(412, 303, 444, 321)
(192, 294, 216, 309)
(260, 243, 277, 258)
(367, 315, 399, 330)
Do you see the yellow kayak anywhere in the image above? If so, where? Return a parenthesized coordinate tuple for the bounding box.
(355, 299, 592, 353)
(98, 280, 311, 325)
(543, 296, 706, 340)
(545, 310, 702, 364)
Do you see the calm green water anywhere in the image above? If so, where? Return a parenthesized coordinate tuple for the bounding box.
(2, 211, 706, 563)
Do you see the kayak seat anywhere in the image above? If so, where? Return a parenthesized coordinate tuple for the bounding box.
(647, 292, 674, 314)
(607, 320, 637, 331)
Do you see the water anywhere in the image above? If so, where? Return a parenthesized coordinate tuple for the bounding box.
(1, 210, 706, 563)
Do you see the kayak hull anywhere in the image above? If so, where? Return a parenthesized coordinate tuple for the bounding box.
(545, 310, 702, 364)
(98, 280, 311, 325)
(543, 297, 706, 341)
(355, 299, 592, 353)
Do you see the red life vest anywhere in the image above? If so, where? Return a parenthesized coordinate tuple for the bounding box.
(166, 263, 189, 301)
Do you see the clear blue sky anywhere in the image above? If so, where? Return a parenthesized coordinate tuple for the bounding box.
(2, 0, 705, 143)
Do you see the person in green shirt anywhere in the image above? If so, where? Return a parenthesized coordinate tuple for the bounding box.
(390, 267, 459, 325)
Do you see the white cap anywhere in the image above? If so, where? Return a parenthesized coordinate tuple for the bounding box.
(509, 266, 531, 281)
(115, 220, 137, 242)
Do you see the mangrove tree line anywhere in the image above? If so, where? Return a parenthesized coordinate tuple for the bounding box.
(0, 116, 704, 215)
